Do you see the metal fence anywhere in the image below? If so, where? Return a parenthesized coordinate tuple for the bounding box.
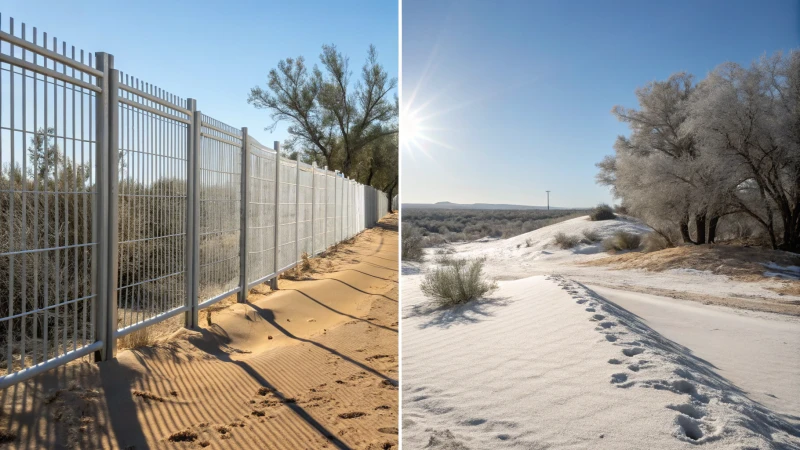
(0, 15, 391, 388)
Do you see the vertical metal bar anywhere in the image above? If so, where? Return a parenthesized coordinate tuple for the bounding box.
(270, 142, 280, 290)
(237, 128, 249, 302)
(323, 166, 328, 251)
(93, 53, 113, 361)
(185, 100, 198, 328)
(311, 162, 316, 255)
(295, 160, 300, 265)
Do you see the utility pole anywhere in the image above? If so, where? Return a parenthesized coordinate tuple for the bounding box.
(546, 190, 551, 210)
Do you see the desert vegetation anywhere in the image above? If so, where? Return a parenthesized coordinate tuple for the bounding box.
(403, 208, 589, 243)
(589, 204, 616, 221)
(401, 224, 426, 262)
(597, 50, 799, 252)
(602, 231, 643, 252)
(419, 258, 498, 307)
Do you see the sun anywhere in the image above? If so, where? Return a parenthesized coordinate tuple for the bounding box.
(401, 109, 422, 149)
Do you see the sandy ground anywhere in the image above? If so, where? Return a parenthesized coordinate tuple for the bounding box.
(403, 215, 800, 449)
(0, 214, 398, 450)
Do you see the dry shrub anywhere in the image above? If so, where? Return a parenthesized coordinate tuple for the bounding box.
(582, 229, 601, 243)
(590, 203, 616, 221)
(402, 224, 425, 262)
(301, 252, 312, 271)
(554, 232, 580, 249)
(602, 231, 643, 252)
(642, 232, 670, 252)
(117, 327, 154, 350)
(420, 258, 498, 307)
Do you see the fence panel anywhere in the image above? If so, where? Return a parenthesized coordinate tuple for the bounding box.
(312, 167, 326, 254)
(115, 73, 190, 336)
(297, 163, 313, 259)
(0, 18, 105, 386)
(326, 171, 335, 247)
(197, 114, 241, 306)
(246, 139, 277, 287)
(0, 13, 391, 389)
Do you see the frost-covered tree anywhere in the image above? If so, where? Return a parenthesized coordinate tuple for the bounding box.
(597, 50, 800, 252)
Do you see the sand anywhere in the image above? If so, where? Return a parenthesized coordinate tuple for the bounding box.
(0, 214, 398, 449)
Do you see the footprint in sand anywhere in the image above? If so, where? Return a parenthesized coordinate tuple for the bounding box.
(605, 334, 618, 342)
(585, 307, 596, 312)
(622, 347, 644, 357)
(590, 314, 605, 321)
(608, 358, 623, 365)
(610, 373, 628, 384)
(598, 321, 616, 329)
(576, 299, 588, 304)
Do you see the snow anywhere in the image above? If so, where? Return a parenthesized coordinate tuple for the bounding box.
(763, 262, 800, 280)
(402, 215, 800, 448)
(402, 274, 800, 448)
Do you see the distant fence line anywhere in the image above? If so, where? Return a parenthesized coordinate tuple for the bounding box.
(0, 15, 390, 388)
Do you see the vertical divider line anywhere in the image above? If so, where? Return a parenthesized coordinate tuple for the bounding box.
(185, 99, 198, 328)
(238, 128, 249, 302)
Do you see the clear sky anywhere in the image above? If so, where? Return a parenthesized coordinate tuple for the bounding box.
(400, 0, 800, 208)
(2, 0, 398, 147)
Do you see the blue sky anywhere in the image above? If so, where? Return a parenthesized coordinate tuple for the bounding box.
(401, 0, 800, 208)
(2, 0, 398, 147)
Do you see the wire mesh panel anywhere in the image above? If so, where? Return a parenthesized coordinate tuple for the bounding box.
(198, 115, 240, 305)
(335, 176, 343, 242)
(325, 172, 335, 248)
(312, 168, 326, 254)
(246, 139, 276, 286)
(297, 163, 313, 259)
(116, 73, 189, 333)
(0, 17, 102, 380)
(276, 159, 297, 271)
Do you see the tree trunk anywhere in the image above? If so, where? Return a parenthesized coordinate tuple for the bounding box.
(707, 216, 719, 244)
(694, 214, 706, 245)
(680, 220, 694, 244)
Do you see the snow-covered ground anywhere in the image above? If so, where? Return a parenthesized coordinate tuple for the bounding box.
(451, 216, 797, 305)
(402, 216, 800, 449)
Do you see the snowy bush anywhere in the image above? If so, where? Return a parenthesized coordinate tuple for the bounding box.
(420, 258, 498, 307)
(590, 204, 616, 221)
(582, 229, 602, 243)
(602, 231, 642, 252)
(554, 232, 581, 249)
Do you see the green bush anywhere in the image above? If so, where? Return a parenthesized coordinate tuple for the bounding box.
(590, 204, 616, 221)
(420, 258, 498, 307)
(602, 231, 642, 252)
(554, 232, 580, 249)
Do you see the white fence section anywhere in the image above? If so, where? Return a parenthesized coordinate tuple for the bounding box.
(0, 15, 390, 388)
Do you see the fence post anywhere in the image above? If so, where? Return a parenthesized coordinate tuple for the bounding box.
(185, 99, 199, 329)
(238, 127, 249, 302)
(270, 141, 281, 290)
(324, 166, 328, 251)
(93, 52, 116, 362)
(311, 162, 316, 255)
(295, 160, 300, 265)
